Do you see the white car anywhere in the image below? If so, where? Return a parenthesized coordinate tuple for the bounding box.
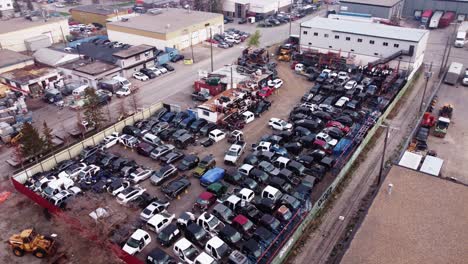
(107, 179, 130, 196)
(316, 132, 338, 146)
(242, 111, 255, 124)
(300, 102, 318, 111)
(117, 186, 146, 205)
(116, 87, 132, 97)
(173, 238, 200, 264)
(78, 164, 100, 179)
(122, 229, 151, 255)
(344, 80, 357, 90)
(133, 72, 149, 81)
(337, 71, 348, 78)
(462, 70, 468, 85)
(101, 132, 120, 149)
(269, 118, 292, 131)
(128, 168, 153, 183)
(267, 78, 284, 89)
(147, 66, 162, 76)
(209, 129, 226, 142)
(54, 3, 65, 8)
(140, 200, 170, 221)
(335, 97, 350, 108)
(147, 211, 175, 233)
(157, 66, 168, 74)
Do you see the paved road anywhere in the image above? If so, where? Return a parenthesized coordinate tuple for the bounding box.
(292, 20, 457, 264)
(0, 9, 326, 176)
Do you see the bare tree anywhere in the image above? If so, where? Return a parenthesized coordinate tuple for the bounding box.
(129, 92, 140, 114)
(118, 99, 127, 121)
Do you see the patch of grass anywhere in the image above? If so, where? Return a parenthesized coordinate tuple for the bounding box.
(387, 69, 422, 120)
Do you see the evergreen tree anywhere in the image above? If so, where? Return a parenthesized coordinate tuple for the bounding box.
(42, 121, 54, 151)
(83, 88, 106, 129)
(248, 30, 261, 47)
(19, 123, 44, 159)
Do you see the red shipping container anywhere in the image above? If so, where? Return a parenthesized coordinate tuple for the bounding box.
(439, 11, 456, 28)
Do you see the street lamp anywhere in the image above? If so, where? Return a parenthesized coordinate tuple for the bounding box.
(378, 123, 399, 185)
(420, 62, 433, 113)
(224, 64, 234, 89)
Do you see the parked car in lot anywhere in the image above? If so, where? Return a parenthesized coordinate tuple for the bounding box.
(150, 144, 175, 160)
(269, 118, 292, 131)
(161, 63, 175, 72)
(258, 86, 274, 98)
(162, 177, 191, 198)
(267, 78, 284, 89)
(117, 186, 146, 205)
(150, 164, 178, 185)
(157, 224, 181, 248)
(170, 54, 185, 62)
(140, 199, 171, 221)
(146, 248, 177, 263)
(128, 168, 153, 183)
(160, 150, 185, 164)
(140, 68, 157, 79)
(193, 155, 216, 178)
(177, 154, 200, 171)
(122, 229, 151, 255)
(252, 100, 271, 116)
(200, 167, 225, 187)
(133, 72, 149, 81)
(147, 211, 175, 233)
(173, 238, 200, 264)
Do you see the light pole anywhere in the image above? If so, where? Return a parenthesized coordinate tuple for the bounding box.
(420, 62, 433, 113)
(225, 64, 234, 89)
(439, 22, 458, 77)
(378, 123, 399, 185)
(288, 0, 293, 36)
(210, 28, 214, 72)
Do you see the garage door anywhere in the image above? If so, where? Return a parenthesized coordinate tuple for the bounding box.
(180, 35, 190, 49)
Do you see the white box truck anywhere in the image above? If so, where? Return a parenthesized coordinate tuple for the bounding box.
(454, 21, 468, 48)
(429, 11, 444, 29)
(444, 62, 463, 85)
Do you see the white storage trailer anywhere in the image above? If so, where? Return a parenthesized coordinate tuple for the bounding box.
(444, 62, 463, 85)
(429, 11, 444, 29)
(454, 21, 468, 48)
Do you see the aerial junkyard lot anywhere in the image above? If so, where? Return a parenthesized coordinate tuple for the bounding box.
(12, 45, 409, 264)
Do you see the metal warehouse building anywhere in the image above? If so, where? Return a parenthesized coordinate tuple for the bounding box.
(403, 0, 468, 17)
(70, 5, 130, 25)
(107, 8, 224, 50)
(299, 17, 429, 71)
(339, 0, 405, 19)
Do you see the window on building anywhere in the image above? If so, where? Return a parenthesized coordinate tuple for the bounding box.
(370, 40, 375, 44)
(203, 110, 210, 116)
(313, 32, 318, 36)
(303, 31, 308, 35)
(383, 42, 389, 46)
(357, 38, 362, 43)
(308, 42, 312, 45)
(346, 37, 351, 41)
(374, 53, 379, 55)
(144, 51, 150, 57)
(351, 49, 355, 52)
(394, 43, 400, 48)
(329, 46, 333, 48)
(135, 55, 141, 61)
(324, 34, 329, 38)
(335, 35, 339, 39)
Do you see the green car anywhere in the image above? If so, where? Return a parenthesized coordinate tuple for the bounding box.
(192, 155, 216, 178)
(207, 182, 228, 197)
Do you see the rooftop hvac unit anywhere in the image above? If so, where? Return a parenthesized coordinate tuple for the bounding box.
(148, 8, 163, 15)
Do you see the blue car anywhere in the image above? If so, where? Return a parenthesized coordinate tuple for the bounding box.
(271, 144, 288, 156)
(200, 167, 225, 187)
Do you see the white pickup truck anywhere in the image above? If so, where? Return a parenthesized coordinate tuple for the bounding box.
(224, 141, 246, 165)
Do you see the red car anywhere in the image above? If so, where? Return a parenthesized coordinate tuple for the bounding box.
(313, 139, 333, 154)
(206, 38, 218, 44)
(193, 191, 216, 211)
(326, 121, 350, 134)
(258, 87, 274, 98)
(232, 214, 255, 236)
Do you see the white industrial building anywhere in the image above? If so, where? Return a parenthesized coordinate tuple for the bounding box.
(107, 8, 223, 50)
(299, 17, 429, 71)
(0, 0, 13, 11)
(0, 17, 70, 52)
(222, 0, 292, 18)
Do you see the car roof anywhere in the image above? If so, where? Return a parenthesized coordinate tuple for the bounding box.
(133, 229, 149, 238)
(227, 195, 241, 203)
(264, 185, 280, 194)
(233, 214, 249, 225)
(207, 236, 225, 248)
(174, 238, 192, 249)
(161, 223, 178, 234)
(195, 252, 215, 263)
(240, 164, 254, 171)
(199, 191, 215, 200)
(239, 188, 254, 196)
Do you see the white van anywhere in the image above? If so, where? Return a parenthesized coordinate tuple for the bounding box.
(72, 84, 89, 98)
(454, 31, 466, 48)
(209, 129, 226, 142)
(113, 76, 131, 89)
(242, 111, 254, 124)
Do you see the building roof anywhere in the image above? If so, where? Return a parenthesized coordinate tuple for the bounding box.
(108, 8, 223, 34)
(112, 44, 155, 58)
(0, 49, 33, 69)
(33, 48, 80, 67)
(77, 42, 126, 64)
(70, 4, 128, 15)
(342, 165, 468, 264)
(0, 17, 68, 35)
(61, 59, 119, 76)
(0, 65, 58, 85)
(301, 17, 428, 42)
(340, 0, 402, 7)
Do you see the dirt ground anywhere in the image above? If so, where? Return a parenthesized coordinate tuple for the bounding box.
(0, 62, 335, 263)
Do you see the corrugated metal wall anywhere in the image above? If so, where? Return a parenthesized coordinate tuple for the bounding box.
(404, 0, 468, 17)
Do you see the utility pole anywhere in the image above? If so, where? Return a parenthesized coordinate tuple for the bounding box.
(420, 62, 433, 113)
(288, 0, 292, 36)
(440, 22, 458, 76)
(190, 33, 195, 63)
(230, 65, 233, 89)
(378, 125, 390, 185)
(210, 28, 213, 72)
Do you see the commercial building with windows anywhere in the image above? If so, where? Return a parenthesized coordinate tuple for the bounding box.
(0, 49, 34, 74)
(70, 5, 130, 26)
(222, 0, 292, 18)
(403, 0, 468, 17)
(0, 0, 13, 11)
(107, 8, 224, 50)
(299, 17, 429, 71)
(339, 0, 405, 19)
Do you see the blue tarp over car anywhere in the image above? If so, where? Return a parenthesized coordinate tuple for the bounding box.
(200, 167, 225, 187)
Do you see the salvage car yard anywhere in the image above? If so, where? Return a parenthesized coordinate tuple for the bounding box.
(14, 45, 410, 263)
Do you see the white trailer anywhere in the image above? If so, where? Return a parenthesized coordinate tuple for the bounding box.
(444, 62, 463, 85)
(429, 11, 444, 29)
(455, 21, 468, 47)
